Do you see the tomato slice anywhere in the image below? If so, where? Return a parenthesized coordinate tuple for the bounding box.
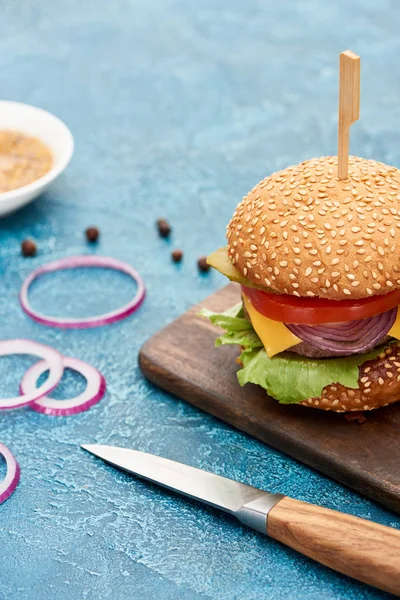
(242, 285, 400, 325)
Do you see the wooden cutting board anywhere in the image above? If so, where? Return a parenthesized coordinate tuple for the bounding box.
(139, 283, 400, 513)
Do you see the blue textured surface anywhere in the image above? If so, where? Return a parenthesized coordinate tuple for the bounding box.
(0, 1, 400, 598)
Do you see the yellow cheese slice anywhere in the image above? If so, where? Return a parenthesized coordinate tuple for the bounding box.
(242, 294, 301, 357)
(388, 312, 400, 340)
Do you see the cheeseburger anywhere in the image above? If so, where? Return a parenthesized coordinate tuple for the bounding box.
(203, 155, 400, 412)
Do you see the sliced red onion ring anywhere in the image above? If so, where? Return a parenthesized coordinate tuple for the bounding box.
(0, 340, 64, 410)
(286, 308, 397, 356)
(20, 356, 106, 416)
(0, 443, 20, 504)
(20, 255, 146, 329)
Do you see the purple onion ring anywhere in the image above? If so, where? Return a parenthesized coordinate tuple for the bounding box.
(0, 443, 20, 504)
(0, 339, 64, 410)
(286, 308, 397, 355)
(20, 356, 106, 416)
(20, 255, 146, 329)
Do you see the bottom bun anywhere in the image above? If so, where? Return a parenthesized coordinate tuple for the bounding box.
(300, 343, 400, 412)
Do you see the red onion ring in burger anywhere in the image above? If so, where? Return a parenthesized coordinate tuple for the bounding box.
(20, 255, 146, 329)
(286, 307, 397, 356)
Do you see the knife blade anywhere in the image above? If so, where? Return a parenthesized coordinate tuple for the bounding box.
(81, 444, 283, 531)
(82, 444, 400, 596)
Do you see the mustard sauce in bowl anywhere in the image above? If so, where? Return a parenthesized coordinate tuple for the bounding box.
(0, 130, 53, 193)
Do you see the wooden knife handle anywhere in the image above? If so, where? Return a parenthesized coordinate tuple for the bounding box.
(267, 497, 400, 596)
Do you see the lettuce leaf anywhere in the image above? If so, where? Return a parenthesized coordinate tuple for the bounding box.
(199, 304, 388, 404)
(200, 303, 252, 332)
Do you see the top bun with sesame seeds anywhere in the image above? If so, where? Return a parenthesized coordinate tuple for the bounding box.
(227, 155, 400, 301)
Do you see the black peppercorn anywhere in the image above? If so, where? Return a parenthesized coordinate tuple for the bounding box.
(157, 218, 171, 238)
(85, 226, 100, 242)
(197, 256, 210, 272)
(172, 249, 183, 263)
(21, 239, 37, 257)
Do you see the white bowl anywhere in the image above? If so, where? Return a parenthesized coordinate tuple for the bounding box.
(0, 101, 74, 217)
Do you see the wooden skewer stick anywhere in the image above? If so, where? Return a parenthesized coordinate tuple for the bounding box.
(337, 50, 360, 179)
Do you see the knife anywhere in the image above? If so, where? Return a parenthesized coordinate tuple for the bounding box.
(82, 444, 400, 596)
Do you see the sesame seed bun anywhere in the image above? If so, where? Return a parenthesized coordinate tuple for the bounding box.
(227, 156, 400, 300)
(300, 343, 400, 412)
